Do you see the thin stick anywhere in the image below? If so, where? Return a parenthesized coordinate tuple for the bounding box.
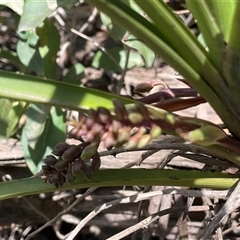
(66, 191, 179, 240)
(65, 188, 230, 240)
(108, 204, 215, 240)
(116, 46, 130, 94)
(107, 208, 178, 240)
(78, 7, 98, 33)
(199, 180, 240, 239)
(22, 197, 50, 222)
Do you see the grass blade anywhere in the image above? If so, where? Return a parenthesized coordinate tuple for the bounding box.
(186, 0, 224, 71)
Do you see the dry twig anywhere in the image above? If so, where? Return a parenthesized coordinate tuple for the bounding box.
(65, 188, 231, 240)
(25, 187, 98, 240)
(199, 180, 240, 239)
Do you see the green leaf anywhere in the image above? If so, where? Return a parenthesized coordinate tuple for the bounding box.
(228, 5, 240, 53)
(0, 169, 238, 200)
(100, 1, 154, 67)
(129, 0, 143, 13)
(17, 30, 44, 75)
(197, 34, 207, 49)
(123, 34, 155, 68)
(205, 1, 235, 43)
(125, 0, 155, 67)
(0, 98, 12, 138)
(99, 0, 131, 42)
(0, 0, 24, 15)
(62, 63, 85, 85)
(7, 101, 27, 138)
(46, 0, 58, 11)
(186, 1, 224, 72)
(100, 13, 126, 42)
(21, 106, 66, 174)
(222, 5, 240, 97)
(36, 20, 60, 78)
(0, 99, 26, 138)
(0, 70, 135, 111)
(180, 125, 227, 146)
(18, 0, 52, 32)
(24, 104, 51, 149)
(92, 47, 121, 72)
(92, 47, 144, 72)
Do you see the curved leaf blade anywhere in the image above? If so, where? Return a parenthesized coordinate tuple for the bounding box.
(0, 98, 12, 138)
(0, 0, 24, 15)
(36, 20, 60, 78)
(0, 169, 238, 200)
(186, 0, 224, 71)
(18, 0, 52, 32)
(21, 106, 66, 174)
(16, 30, 45, 75)
(0, 70, 135, 110)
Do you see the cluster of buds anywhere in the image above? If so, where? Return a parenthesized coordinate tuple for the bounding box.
(69, 100, 162, 150)
(41, 142, 101, 187)
(41, 100, 163, 187)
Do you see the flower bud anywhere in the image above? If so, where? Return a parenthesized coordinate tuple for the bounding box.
(91, 154, 101, 171)
(62, 145, 81, 162)
(58, 174, 66, 187)
(66, 165, 76, 183)
(97, 107, 112, 124)
(92, 123, 104, 134)
(113, 99, 128, 120)
(137, 134, 151, 148)
(71, 159, 85, 176)
(134, 82, 154, 93)
(135, 104, 149, 119)
(85, 117, 94, 129)
(85, 124, 103, 142)
(89, 109, 99, 122)
(42, 164, 52, 173)
(48, 171, 60, 184)
(117, 127, 131, 145)
(111, 120, 122, 134)
(81, 165, 93, 181)
(85, 130, 96, 142)
(125, 127, 146, 149)
(125, 137, 138, 149)
(80, 143, 99, 161)
(52, 142, 70, 156)
(128, 112, 144, 124)
(54, 159, 69, 170)
(44, 155, 58, 166)
(134, 80, 165, 93)
(150, 124, 162, 139)
(103, 132, 117, 149)
(78, 112, 87, 122)
(68, 122, 82, 137)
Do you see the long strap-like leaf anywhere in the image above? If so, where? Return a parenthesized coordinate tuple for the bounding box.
(0, 169, 238, 200)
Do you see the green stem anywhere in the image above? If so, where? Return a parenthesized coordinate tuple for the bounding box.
(0, 169, 238, 200)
